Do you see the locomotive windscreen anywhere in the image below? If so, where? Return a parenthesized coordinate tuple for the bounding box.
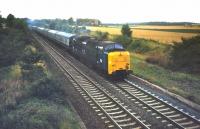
(104, 43, 124, 52)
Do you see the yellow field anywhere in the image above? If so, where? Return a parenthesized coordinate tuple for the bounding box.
(87, 26, 200, 44)
(131, 25, 200, 30)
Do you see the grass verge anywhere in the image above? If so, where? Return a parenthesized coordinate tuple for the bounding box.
(131, 53, 200, 105)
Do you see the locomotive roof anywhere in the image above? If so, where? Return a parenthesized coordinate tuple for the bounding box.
(97, 41, 124, 51)
(97, 41, 122, 47)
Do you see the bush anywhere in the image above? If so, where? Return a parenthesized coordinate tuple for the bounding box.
(0, 29, 27, 67)
(128, 39, 151, 53)
(113, 35, 132, 48)
(28, 77, 65, 103)
(0, 99, 78, 129)
(22, 45, 45, 64)
(170, 35, 200, 73)
(21, 64, 47, 82)
(94, 31, 109, 40)
(146, 52, 170, 67)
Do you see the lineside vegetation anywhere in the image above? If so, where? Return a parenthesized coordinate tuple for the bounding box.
(0, 14, 80, 129)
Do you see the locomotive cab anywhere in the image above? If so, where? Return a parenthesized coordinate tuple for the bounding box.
(106, 43, 132, 76)
(96, 42, 132, 77)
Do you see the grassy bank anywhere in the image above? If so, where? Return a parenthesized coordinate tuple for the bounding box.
(0, 26, 80, 129)
(131, 53, 200, 105)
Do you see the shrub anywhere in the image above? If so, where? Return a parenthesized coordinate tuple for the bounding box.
(113, 35, 132, 48)
(146, 52, 170, 67)
(22, 50, 45, 65)
(170, 35, 200, 73)
(94, 31, 109, 40)
(0, 29, 27, 67)
(28, 77, 65, 103)
(128, 39, 151, 53)
(0, 99, 78, 129)
(21, 64, 47, 82)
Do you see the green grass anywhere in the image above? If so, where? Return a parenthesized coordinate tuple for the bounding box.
(2, 98, 80, 129)
(131, 54, 200, 104)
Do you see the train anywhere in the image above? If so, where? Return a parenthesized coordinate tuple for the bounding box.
(32, 26, 132, 77)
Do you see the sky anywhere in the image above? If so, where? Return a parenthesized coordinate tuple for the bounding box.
(0, 0, 199, 23)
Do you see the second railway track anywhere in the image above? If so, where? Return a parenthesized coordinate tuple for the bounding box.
(115, 80, 200, 129)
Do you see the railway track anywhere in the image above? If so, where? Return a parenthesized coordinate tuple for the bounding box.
(33, 33, 150, 129)
(33, 33, 200, 129)
(115, 80, 200, 129)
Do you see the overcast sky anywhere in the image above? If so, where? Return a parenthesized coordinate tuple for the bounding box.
(0, 0, 199, 23)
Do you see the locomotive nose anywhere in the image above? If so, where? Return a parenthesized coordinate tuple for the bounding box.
(108, 51, 131, 75)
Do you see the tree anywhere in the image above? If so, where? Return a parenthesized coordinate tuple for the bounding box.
(95, 31, 109, 40)
(6, 14, 15, 27)
(0, 11, 2, 29)
(68, 17, 74, 25)
(0, 15, 2, 29)
(121, 24, 132, 37)
(14, 18, 27, 31)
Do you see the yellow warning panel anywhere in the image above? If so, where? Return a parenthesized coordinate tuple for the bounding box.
(108, 51, 131, 75)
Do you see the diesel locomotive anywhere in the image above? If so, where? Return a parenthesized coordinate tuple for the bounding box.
(32, 26, 132, 77)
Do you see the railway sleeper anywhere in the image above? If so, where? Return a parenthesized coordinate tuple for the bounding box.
(167, 114, 181, 118)
(152, 104, 165, 109)
(140, 97, 152, 101)
(130, 90, 140, 94)
(108, 110, 124, 115)
(102, 104, 117, 108)
(118, 122, 138, 128)
(94, 96, 107, 100)
(92, 94, 105, 98)
(133, 93, 144, 96)
(90, 92, 102, 96)
(186, 125, 200, 129)
(157, 108, 170, 112)
(161, 111, 175, 115)
(173, 117, 187, 122)
(137, 95, 148, 98)
(105, 107, 120, 112)
(115, 118, 132, 123)
(144, 99, 156, 103)
(148, 102, 161, 106)
(98, 99, 110, 103)
(100, 101, 113, 106)
(179, 121, 194, 126)
(112, 114, 127, 119)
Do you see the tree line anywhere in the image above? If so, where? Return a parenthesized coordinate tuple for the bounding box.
(0, 13, 27, 31)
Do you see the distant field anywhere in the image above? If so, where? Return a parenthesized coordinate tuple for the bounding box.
(131, 25, 200, 30)
(87, 26, 200, 43)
